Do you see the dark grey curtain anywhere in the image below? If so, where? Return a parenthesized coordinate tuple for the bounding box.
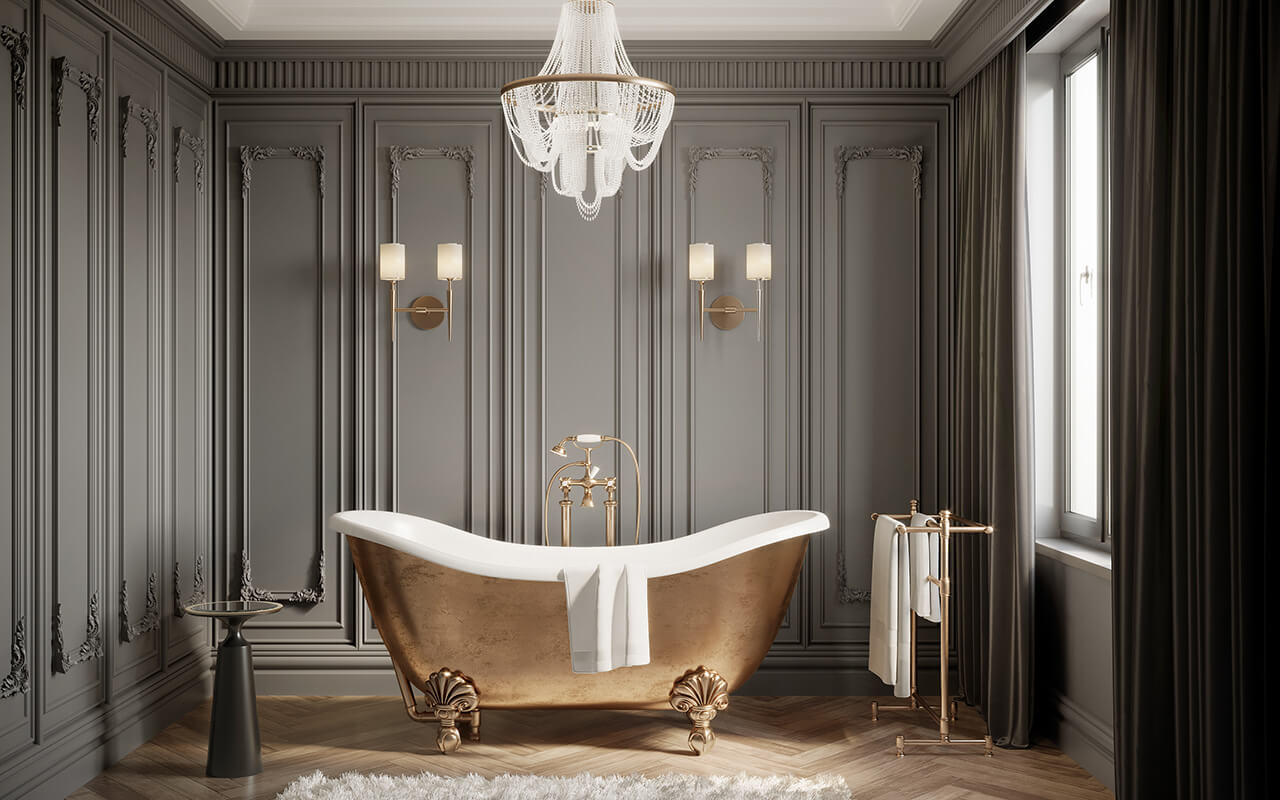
(1111, 1, 1279, 797)
(951, 34, 1035, 748)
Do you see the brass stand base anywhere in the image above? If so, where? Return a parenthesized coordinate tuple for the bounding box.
(897, 734, 995, 758)
(874, 692, 991, 758)
(669, 666, 729, 755)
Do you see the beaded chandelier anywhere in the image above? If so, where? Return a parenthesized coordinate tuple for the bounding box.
(500, 1, 676, 221)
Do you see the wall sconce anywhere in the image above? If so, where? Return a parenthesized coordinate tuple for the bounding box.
(379, 242, 463, 342)
(689, 242, 772, 342)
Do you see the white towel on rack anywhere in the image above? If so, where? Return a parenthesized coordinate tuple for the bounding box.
(908, 512, 942, 623)
(561, 563, 650, 674)
(868, 514, 912, 697)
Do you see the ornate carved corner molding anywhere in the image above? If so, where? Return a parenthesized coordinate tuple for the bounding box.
(389, 145, 475, 201)
(119, 95, 159, 168)
(239, 145, 326, 199)
(687, 145, 776, 241)
(669, 666, 730, 755)
(1, 24, 29, 109)
(835, 145, 923, 199)
(239, 548, 326, 605)
(835, 550, 871, 603)
(52, 57, 103, 142)
(52, 592, 103, 674)
(173, 554, 206, 617)
(174, 126, 207, 193)
(0, 616, 29, 699)
(119, 572, 161, 642)
(688, 146, 774, 196)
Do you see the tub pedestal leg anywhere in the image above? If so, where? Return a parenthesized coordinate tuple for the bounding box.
(423, 668, 479, 755)
(669, 666, 729, 755)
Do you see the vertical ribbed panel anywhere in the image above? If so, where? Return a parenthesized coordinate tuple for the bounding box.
(214, 56, 944, 92)
(80, 0, 217, 87)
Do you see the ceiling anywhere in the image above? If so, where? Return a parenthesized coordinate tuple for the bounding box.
(174, 0, 970, 41)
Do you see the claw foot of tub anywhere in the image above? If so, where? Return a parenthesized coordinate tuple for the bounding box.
(424, 668, 479, 755)
(669, 666, 729, 756)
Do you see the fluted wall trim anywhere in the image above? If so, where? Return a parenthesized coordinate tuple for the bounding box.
(213, 56, 945, 93)
(939, 0, 1051, 92)
(75, 0, 218, 88)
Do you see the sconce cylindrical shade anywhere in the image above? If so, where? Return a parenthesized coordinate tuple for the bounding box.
(746, 243, 772, 280)
(689, 243, 715, 281)
(379, 243, 406, 281)
(437, 243, 464, 281)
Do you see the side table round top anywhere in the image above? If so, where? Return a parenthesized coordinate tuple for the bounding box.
(184, 600, 283, 619)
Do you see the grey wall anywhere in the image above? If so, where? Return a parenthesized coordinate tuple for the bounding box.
(1, 0, 217, 797)
(212, 83, 950, 695)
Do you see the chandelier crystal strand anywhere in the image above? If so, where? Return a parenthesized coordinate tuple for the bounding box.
(501, 1, 675, 220)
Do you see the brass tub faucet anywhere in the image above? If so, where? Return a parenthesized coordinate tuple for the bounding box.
(542, 434, 641, 547)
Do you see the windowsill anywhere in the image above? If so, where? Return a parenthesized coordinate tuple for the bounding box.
(1036, 537, 1112, 580)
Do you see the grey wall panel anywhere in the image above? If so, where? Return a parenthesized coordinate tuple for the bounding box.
(164, 75, 210, 666)
(0, 0, 32, 762)
(363, 105, 502, 645)
(40, 2, 108, 729)
(661, 107, 804, 644)
(220, 105, 354, 644)
(110, 38, 164, 692)
(508, 169, 650, 550)
(807, 106, 947, 655)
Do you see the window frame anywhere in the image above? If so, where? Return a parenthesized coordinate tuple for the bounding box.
(1057, 24, 1111, 548)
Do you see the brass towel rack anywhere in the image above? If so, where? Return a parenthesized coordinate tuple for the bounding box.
(869, 499, 995, 757)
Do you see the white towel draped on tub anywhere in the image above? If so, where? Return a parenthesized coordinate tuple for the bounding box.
(560, 564, 651, 673)
(908, 512, 942, 623)
(868, 514, 912, 697)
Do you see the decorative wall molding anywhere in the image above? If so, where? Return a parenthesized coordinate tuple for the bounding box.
(239, 549, 326, 605)
(688, 146, 774, 196)
(52, 56, 104, 142)
(52, 592, 103, 673)
(833, 143, 926, 605)
(0, 616, 29, 698)
(835, 145, 923, 199)
(687, 145, 775, 243)
(213, 55, 946, 93)
(239, 144, 326, 198)
(388, 145, 475, 200)
(172, 555, 206, 617)
(79, 0, 219, 88)
(173, 125, 206, 192)
(119, 572, 160, 641)
(940, 0, 1050, 94)
(1, 23, 29, 109)
(835, 551, 872, 603)
(119, 95, 159, 168)
(237, 140, 330, 607)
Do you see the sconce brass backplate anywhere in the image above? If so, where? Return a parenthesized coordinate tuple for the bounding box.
(409, 295, 446, 330)
(709, 295, 745, 330)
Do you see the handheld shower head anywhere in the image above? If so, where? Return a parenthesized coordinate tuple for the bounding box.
(550, 436, 573, 458)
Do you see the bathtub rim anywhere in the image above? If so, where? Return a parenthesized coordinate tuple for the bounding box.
(329, 508, 829, 583)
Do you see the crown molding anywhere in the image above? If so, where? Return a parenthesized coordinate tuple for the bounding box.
(77, 0, 220, 88)
(214, 38, 945, 63)
(937, 0, 1054, 92)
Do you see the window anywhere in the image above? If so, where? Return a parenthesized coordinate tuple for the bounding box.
(1061, 28, 1108, 543)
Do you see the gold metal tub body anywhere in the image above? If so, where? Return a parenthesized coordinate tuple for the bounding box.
(349, 535, 807, 711)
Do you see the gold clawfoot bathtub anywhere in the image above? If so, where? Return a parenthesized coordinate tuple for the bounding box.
(332, 509, 829, 755)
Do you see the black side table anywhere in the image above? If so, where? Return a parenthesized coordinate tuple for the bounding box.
(186, 600, 282, 778)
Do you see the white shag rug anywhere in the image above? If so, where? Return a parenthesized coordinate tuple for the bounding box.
(276, 771, 852, 800)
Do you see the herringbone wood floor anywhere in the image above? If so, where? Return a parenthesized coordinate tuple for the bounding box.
(69, 696, 1112, 799)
